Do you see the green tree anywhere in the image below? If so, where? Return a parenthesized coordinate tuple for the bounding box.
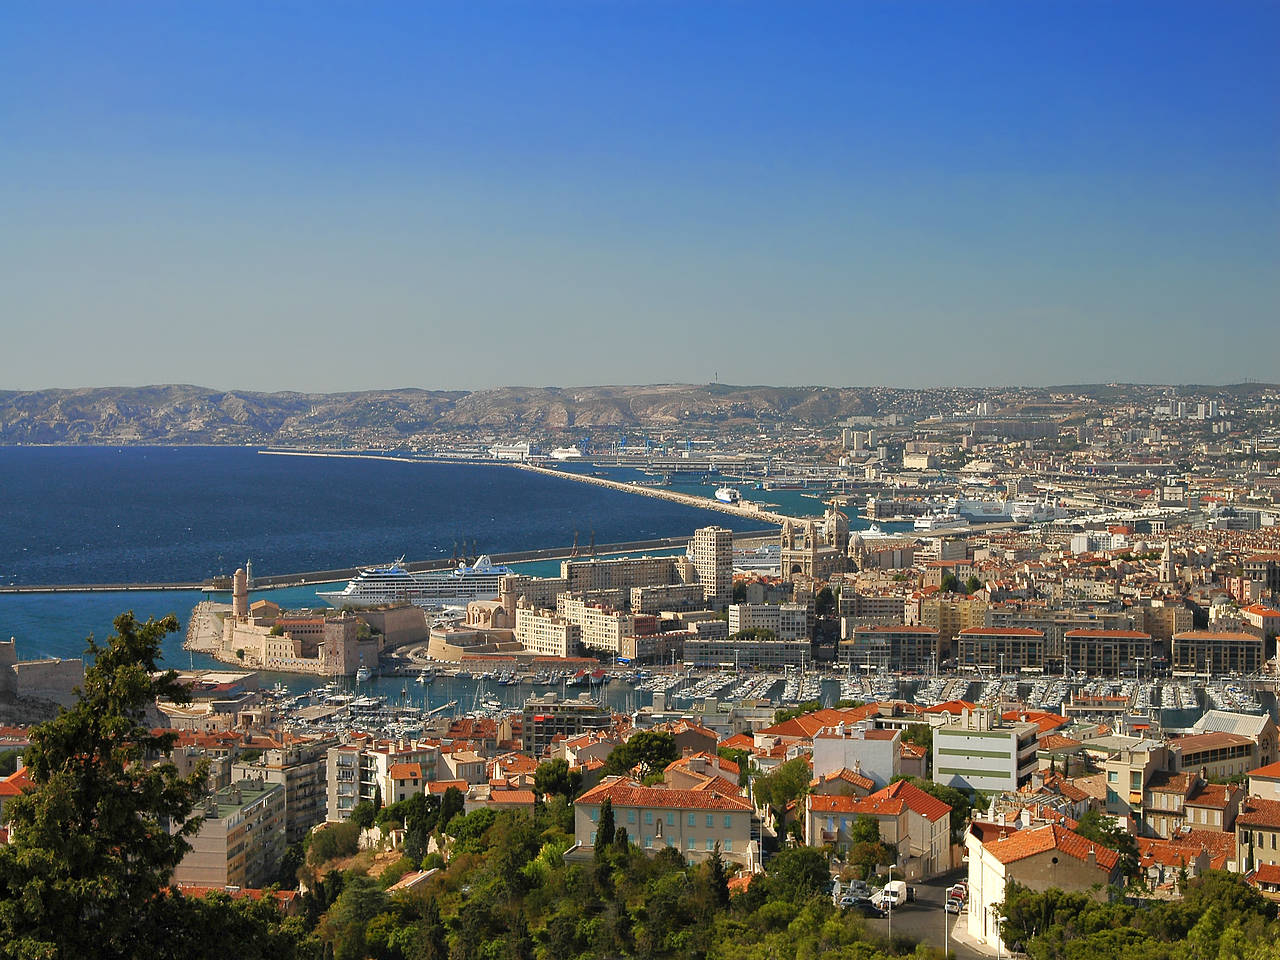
(752, 756, 812, 835)
(0, 613, 210, 958)
(438, 785, 465, 832)
(533, 757, 582, 800)
(350, 799, 376, 830)
(373, 783, 382, 813)
(939, 572, 960, 593)
(965, 575, 982, 593)
(595, 797, 615, 858)
(1075, 808, 1139, 878)
(732, 581, 747, 603)
(601, 730, 679, 777)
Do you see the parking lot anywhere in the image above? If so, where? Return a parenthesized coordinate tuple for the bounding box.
(846, 868, 988, 960)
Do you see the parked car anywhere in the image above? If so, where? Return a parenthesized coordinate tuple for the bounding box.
(945, 898, 963, 915)
(845, 879, 870, 898)
(843, 897, 887, 919)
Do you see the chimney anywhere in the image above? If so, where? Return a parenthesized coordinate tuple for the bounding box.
(1087, 847, 1096, 867)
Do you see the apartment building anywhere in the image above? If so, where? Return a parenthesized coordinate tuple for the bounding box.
(630, 582, 706, 615)
(690, 526, 734, 609)
(837, 591, 907, 624)
(839, 625, 939, 675)
(230, 735, 335, 844)
(682, 636, 810, 670)
(1062, 629, 1153, 677)
(1173, 630, 1267, 675)
(173, 777, 286, 889)
(1238, 798, 1280, 873)
(556, 595, 639, 655)
(514, 605, 581, 657)
(956, 627, 1045, 672)
(933, 707, 1039, 793)
(325, 739, 441, 821)
(811, 722, 901, 788)
(561, 556, 679, 596)
(521, 692, 613, 758)
(728, 603, 808, 641)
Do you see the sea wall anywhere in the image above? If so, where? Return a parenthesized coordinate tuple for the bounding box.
(11, 658, 83, 706)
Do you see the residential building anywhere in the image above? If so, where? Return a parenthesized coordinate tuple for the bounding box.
(811, 722, 901, 788)
(1062, 629, 1153, 677)
(521, 693, 613, 758)
(630, 582, 707, 615)
(173, 777, 286, 889)
(728, 602, 808, 641)
(231, 735, 334, 844)
(956, 627, 1045, 672)
(689, 526, 734, 610)
(933, 707, 1039, 793)
(573, 776, 757, 868)
(1173, 630, 1267, 675)
(682, 636, 811, 670)
(839, 625, 938, 675)
(514, 604, 581, 657)
(1171, 732, 1257, 780)
(965, 823, 1123, 952)
(1238, 798, 1280, 872)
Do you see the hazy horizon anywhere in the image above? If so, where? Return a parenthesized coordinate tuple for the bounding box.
(4, 2, 1277, 392)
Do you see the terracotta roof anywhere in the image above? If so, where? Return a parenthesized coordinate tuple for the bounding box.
(426, 779, 470, 795)
(490, 789, 537, 805)
(924, 700, 977, 715)
(719, 733, 755, 751)
(1147, 772, 1198, 795)
(0, 768, 35, 798)
(1186, 783, 1240, 809)
(811, 768, 876, 792)
(759, 708, 876, 740)
(1238, 798, 1280, 829)
(878, 779, 952, 822)
(808, 793, 906, 817)
(1251, 863, 1280, 887)
(1179, 828, 1236, 870)
(1137, 837, 1202, 869)
(1252, 761, 1280, 780)
(984, 823, 1120, 872)
(1003, 710, 1070, 735)
(1038, 734, 1083, 751)
(576, 776, 753, 812)
(387, 763, 423, 781)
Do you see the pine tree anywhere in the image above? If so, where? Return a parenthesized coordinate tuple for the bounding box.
(0, 613, 209, 958)
(595, 797, 615, 859)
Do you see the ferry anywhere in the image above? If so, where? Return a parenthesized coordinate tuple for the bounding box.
(715, 486, 741, 504)
(914, 512, 970, 531)
(317, 555, 515, 610)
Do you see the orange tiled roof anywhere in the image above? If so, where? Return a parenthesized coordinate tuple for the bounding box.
(1038, 734, 1083, 751)
(577, 776, 753, 812)
(1249, 761, 1280, 780)
(387, 763, 423, 781)
(1251, 863, 1280, 886)
(1238, 798, 1280, 829)
(758, 708, 877, 740)
(1179, 828, 1236, 870)
(984, 823, 1120, 872)
(878, 779, 952, 822)
(811, 768, 876, 792)
(808, 793, 906, 817)
(490, 789, 537, 805)
(0, 768, 35, 798)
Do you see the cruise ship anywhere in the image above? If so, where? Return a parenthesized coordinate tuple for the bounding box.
(317, 556, 515, 610)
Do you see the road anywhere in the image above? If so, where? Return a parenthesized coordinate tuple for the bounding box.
(852, 868, 988, 960)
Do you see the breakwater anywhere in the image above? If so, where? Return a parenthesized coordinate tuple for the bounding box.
(0, 531, 777, 595)
(511, 462, 794, 525)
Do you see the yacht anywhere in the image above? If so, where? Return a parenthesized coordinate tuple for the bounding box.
(715, 486, 741, 504)
(317, 555, 515, 610)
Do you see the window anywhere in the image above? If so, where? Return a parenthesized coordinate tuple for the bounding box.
(1130, 772, 1142, 792)
(706, 814, 714, 828)
(706, 839, 714, 851)
(724, 815, 732, 829)
(645, 811, 653, 825)
(666, 811, 674, 826)
(628, 810, 635, 824)
(687, 838, 695, 850)
(688, 813, 696, 827)
(724, 839, 733, 852)
(590, 809, 597, 821)
(644, 836, 653, 849)
(1108, 772, 1118, 783)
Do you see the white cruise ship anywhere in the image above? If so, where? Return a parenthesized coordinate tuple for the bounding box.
(317, 556, 514, 610)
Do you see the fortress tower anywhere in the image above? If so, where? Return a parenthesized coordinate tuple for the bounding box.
(233, 568, 249, 620)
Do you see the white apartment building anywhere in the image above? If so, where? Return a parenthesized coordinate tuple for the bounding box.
(728, 602, 808, 641)
(934, 707, 1039, 793)
(811, 721, 901, 788)
(556, 595, 636, 655)
(690, 526, 733, 610)
(515, 605, 581, 657)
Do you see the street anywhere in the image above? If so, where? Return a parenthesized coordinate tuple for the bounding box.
(854, 868, 988, 960)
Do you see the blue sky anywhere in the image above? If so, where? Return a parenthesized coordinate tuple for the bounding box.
(2, 1, 1277, 391)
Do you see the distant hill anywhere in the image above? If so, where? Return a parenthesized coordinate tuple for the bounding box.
(0, 383, 877, 444)
(1, 381, 1272, 445)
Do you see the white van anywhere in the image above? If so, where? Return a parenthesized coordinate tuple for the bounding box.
(874, 880, 907, 909)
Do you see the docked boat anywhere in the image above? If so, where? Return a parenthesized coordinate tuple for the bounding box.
(317, 555, 515, 610)
(715, 486, 741, 504)
(355, 664, 372, 683)
(914, 512, 970, 531)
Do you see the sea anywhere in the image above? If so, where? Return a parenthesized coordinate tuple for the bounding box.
(0, 447, 903, 702)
